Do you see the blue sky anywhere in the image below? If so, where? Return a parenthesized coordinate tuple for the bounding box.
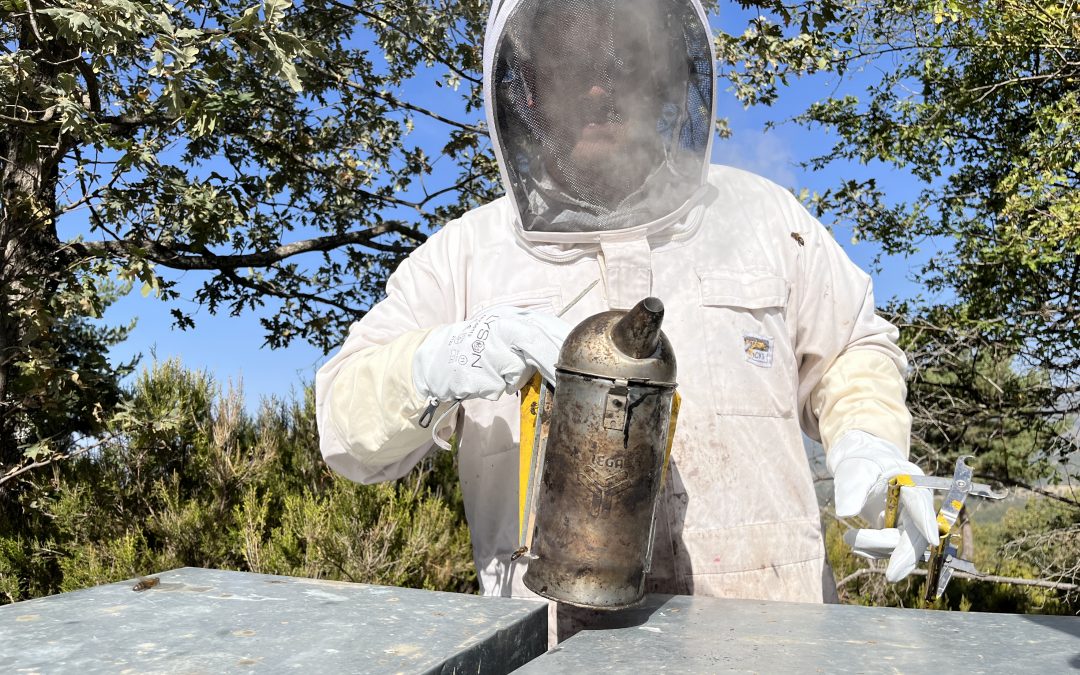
(90, 10, 940, 411)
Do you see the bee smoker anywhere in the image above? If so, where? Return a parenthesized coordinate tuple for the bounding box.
(522, 297, 677, 609)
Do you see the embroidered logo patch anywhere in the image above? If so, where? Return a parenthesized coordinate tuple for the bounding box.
(743, 334, 774, 368)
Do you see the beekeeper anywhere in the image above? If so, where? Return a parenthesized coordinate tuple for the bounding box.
(316, 0, 938, 610)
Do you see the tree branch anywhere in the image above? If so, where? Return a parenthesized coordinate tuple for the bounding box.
(244, 133, 429, 212)
(838, 566, 1079, 593)
(326, 0, 482, 86)
(72, 52, 100, 114)
(979, 476, 1080, 508)
(216, 267, 361, 317)
(70, 221, 425, 270)
(309, 62, 485, 135)
(0, 436, 107, 489)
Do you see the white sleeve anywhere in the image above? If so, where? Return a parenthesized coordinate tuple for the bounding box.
(784, 195, 911, 455)
(315, 243, 459, 484)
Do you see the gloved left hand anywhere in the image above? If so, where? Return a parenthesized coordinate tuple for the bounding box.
(829, 430, 940, 582)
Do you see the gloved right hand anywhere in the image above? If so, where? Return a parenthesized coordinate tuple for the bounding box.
(412, 306, 571, 403)
(830, 430, 940, 582)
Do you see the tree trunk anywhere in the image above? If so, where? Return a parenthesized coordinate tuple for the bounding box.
(0, 134, 60, 472)
(0, 15, 64, 480)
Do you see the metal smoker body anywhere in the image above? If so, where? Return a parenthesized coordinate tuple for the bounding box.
(523, 298, 677, 609)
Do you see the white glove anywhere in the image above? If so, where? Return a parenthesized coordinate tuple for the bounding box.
(829, 430, 940, 582)
(412, 306, 571, 403)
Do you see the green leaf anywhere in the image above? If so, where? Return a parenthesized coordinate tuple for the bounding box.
(230, 5, 261, 31)
(264, 0, 293, 26)
(57, 72, 77, 93)
(22, 441, 49, 462)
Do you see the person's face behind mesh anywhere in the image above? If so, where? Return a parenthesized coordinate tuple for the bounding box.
(529, 5, 673, 207)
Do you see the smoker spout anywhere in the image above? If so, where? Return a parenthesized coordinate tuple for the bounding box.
(611, 297, 665, 359)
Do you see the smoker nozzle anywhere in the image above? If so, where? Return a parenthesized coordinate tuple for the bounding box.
(611, 297, 665, 359)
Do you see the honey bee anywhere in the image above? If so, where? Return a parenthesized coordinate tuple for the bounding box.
(510, 547, 528, 562)
(132, 576, 160, 592)
(790, 232, 805, 246)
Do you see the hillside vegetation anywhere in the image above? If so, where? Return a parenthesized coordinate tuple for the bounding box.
(0, 361, 476, 603)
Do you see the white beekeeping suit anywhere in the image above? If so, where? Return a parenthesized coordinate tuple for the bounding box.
(316, 0, 937, 633)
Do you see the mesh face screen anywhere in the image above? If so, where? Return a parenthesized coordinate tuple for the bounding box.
(491, 0, 713, 233)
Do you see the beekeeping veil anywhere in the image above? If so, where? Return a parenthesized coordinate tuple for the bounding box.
(484, 0, 715, 234)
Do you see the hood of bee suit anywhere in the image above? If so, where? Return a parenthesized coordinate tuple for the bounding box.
(483, 0, 716, 242)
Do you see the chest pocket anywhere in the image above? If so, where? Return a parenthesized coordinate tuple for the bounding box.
(698, 270, 796, 418)
(468, 287, 561, 317)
